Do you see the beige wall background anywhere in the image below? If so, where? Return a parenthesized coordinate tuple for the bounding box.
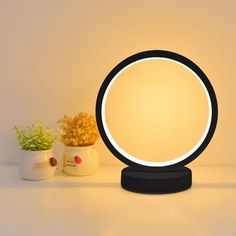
(0, 0, 235, 166)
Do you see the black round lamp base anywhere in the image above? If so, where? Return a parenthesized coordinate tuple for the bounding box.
(121, 167, 192, 194)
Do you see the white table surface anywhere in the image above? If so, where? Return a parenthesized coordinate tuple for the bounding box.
(0, 165, 236, 236)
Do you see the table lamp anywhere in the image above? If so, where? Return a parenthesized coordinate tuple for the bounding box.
(96, 50, 218, 193)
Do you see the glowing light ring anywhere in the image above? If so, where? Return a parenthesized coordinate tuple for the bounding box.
(96, 50, 218, 171)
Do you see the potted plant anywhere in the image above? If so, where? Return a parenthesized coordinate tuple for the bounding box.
(14, 122, 57, 180)
(58, 112, 100, 176)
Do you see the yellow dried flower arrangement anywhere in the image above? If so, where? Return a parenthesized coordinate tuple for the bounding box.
(58, 112, 100, 147)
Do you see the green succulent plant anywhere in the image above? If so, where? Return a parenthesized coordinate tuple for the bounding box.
(14, 122, 56, 151)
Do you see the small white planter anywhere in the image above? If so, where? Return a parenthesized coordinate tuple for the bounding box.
(18, 149, 57, 180)
(63, 145, 99, 176)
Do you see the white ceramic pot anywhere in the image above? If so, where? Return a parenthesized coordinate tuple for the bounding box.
(63, 145, 99, 176)
(18, 149, 57, 180)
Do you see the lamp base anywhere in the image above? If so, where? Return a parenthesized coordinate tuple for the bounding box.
(121, 167, 192, 194)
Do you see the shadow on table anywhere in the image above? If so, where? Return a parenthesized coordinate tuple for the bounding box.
(0, 180, 120, 188)
(193, 183, 236, 189)
(0, 168, 122, 188)
(1, 169, 236, 189)
(1, 180, 236, 189)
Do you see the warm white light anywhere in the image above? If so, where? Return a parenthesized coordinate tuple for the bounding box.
(101, 58, 212, 167)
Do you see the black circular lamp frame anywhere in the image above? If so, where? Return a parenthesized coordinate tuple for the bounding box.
(96, 50, 218, 193)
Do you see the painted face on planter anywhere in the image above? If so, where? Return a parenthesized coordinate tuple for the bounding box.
(104, 58, 209, 164)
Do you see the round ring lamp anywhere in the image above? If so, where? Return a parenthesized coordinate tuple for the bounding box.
(96, 50, 218, 194)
